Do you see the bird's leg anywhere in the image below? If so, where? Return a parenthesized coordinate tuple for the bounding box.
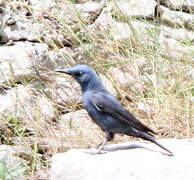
(97, 132, 114, 153)
(85, 132, 114, 155)
(97, 139, 108, 153)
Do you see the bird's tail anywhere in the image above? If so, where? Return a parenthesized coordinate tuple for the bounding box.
(137, 131, 174, 156)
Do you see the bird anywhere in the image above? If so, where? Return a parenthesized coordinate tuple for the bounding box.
(56, 65, 173, 156)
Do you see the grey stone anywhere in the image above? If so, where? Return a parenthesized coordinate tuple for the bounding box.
(110, 22, 132, 41)
(90, 6, 114, 32)
(99, 73, 117, 96)
(0, 42, 54, 85)
(39, 96, 55, 119)
(54, 81, 82, 106)
(159, 25, 194, 58)
(50, 139, 194, 180)
(159, 25, 194, 43)
(76, 1, 105, 24)
(0, 145, 29, 180)
(60, 109, 103, 147)
(160, 0, 194, 12)
(111, 0, 157, 19)
(159, 5, 194, 30)
(92, 10, 158, 46)
(0, 85, 37, 119)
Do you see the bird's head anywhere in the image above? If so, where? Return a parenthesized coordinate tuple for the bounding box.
(56, 65, 98, 86)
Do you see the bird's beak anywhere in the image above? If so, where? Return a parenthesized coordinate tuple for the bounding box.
(55, 69, 71, 75)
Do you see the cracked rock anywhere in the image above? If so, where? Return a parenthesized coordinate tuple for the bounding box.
(0, 42, 55, 85)
(111, 0, 157, 19)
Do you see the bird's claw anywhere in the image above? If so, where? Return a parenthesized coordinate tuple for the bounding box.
(85, 148, 107, 155)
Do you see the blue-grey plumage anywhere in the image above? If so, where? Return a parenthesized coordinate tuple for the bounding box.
(56, 65, 173, 156)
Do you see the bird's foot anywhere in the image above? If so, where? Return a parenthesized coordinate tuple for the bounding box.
(96, 142, 103, 148)
(85, 148, 107, 155)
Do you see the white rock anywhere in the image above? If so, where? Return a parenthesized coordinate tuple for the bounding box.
(159, 5, 194, 31)
(39, 96, 55, 119)
(50, 139, 194, 180)
(0, 145, 29, 180)
(0, 85, 36, 119)
(111, 0, 157, 18)
(159, 27, 194, 58)
(160, 0, 194, 12)
(90, 6, 114, 32)
(160, 25, 194, 43)
(2, 18, 40, 42)
(92, 10, 157, 44)
(1, 2, 84, 46)
(0, 42, 54, 85)
(49, 48, 76, 67)
(113, 20, 157, 45)
(76, 0, 105, 23)
(130, 21, 157, 45)
(99, 73, 117, 96)
(55, 79, 82, 106)
(60, 109, 103, 147)
(28, 0, 55, 9)
(111, 22, 132, 41)
(109, 67, 128, 90)
(0, 83, 56, 124)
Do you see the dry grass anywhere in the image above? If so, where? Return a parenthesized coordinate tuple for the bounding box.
(0, 0, 193, 179)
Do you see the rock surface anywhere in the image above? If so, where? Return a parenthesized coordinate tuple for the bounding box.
(159, 5, 194, 30)
(50, 139, 194, 180)
(0, 145, 29, 180)
(160, 0, 194, 12)
(111, 0, 157, 18)
(159, 26, 194, 58)
(0, 42, 53, 85)
(60, 109, 103, 147)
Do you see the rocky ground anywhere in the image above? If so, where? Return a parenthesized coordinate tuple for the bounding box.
(0, 0, 193, 179)
(50, 139, 194, 180)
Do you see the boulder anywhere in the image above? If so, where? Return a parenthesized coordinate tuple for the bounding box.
(159, 5, 194, 31)
(159, 25, 194, 43)
(92, 11, 158, 47)
(90, 6, 114, 32)
(159, 26, 194, 58)
(50, 139, 194, 180)
(111, 0, 157, 19)
(1, 0, 105, 46)
(108, 66, 142, 92)
(0, 84, 56, 136)
(0, 42, 54, 85)
(0, 85, 37, 119)
(99, 73, 117, 97)
(75, 1, 105, 24)
(60, 109, 103, 148)
(160, 0, 194, 12)
(54, 80, 82, 107)
(0, 145, 29, 180)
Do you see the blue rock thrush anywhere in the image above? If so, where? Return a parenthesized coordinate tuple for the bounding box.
(56, 65, 173, 156)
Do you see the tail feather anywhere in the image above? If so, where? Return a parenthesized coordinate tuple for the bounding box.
(137, 131, 174, 156)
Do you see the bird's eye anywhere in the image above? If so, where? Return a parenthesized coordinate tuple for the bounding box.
(75, 71, 84, 77)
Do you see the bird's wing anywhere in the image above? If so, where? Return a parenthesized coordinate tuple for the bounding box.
(91, 92, 157, 135)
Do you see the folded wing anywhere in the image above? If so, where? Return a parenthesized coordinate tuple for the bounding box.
(91, 92, 157, 136)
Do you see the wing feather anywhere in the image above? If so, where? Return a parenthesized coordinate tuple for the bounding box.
(91, 93, 157, 135)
